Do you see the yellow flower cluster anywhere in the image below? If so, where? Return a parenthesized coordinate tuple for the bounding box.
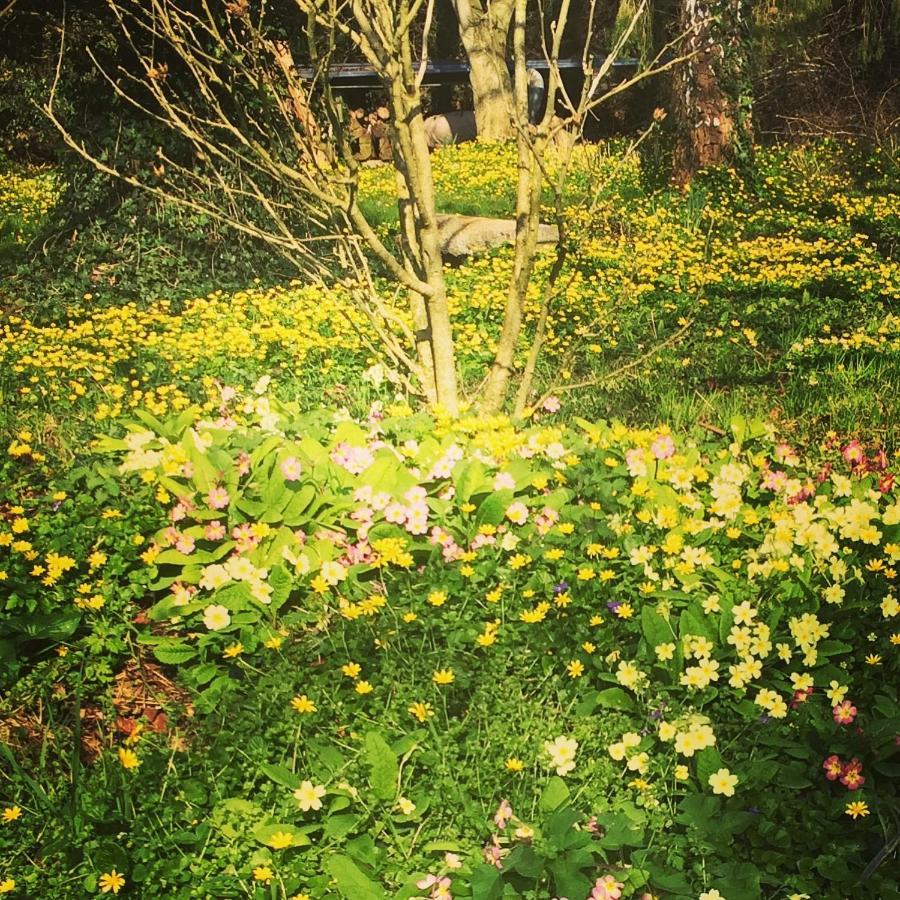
(0, 283, 369, 419)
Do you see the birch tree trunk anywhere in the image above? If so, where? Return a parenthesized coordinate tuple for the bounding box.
(672, 0, 751, 183)
(453, 0, 516, 139)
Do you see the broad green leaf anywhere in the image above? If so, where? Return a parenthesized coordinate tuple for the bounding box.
(594, 687, 636, 711)
(641, 605, 675, 648)
(267, 564, 293, 610)
(364, 730, 398, 802)
(324, 814, 359, 840)
(259, 763, 300, 790)
(539, 776, 570, 813)
(695, 747, 724, 787)
(474, 490, 513, 529)
(453, 459, 489, 502)
(326, 854, 384, 900)
(153, 641, 197, 665)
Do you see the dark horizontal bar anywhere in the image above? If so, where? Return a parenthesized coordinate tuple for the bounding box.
(298, 56, 639, 88)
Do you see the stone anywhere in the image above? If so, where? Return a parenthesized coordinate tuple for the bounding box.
(424, 110, 477, 149)
(435, 214, 559, 258)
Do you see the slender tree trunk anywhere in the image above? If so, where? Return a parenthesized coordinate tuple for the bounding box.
(388, 75, 461, 414)
(671, 0, 751, 184)
(480, 0, 558, 411)
(453, 0, 516, 139)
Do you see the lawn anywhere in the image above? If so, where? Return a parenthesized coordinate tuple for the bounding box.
(0, 140, 898, 899)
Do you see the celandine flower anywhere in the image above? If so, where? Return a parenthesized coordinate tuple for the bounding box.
(99, 870, 126, 894)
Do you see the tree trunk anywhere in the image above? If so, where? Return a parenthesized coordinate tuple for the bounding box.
(388, 76, 461, 415)
(559, 0, 622, 59)
(453, 0, 515, 139)
(671, 0, 751, 184)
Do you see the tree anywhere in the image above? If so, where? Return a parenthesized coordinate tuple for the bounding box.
(46, 0, 674, 416)
(451, 0, 516, 139)
(668, 0, 753, 183)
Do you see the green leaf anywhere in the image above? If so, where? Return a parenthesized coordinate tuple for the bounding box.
(17, 609, 83, 641)
(470, 864, 502, 900)
(545, 805, 581, 845)
(574, 691, 599, 716)
(259, 762, 301, 790)
(679, 607, 715, 642)
(594, 687, 635, 711)
(713, 862, 761, 900)
(282, 484, 317, 526)
(539, 776, 570, 813)
(695, 747, 724, 787)
(641, 605, 675, 648)
(474, 490, 513, 529)
(364, 730, 398, 802)
(507, 844, 544, 878)
(326, 854, 384, 900)
(324, 814, 359, 840)
(549, 859, 592, 900)
(648, 866, 692, 894)
(152, 640, 197, 665)
(453, 459, 489, 502)
(268, 564, 293, 610)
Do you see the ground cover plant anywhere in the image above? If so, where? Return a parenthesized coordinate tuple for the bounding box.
(0, 139, 898, 898)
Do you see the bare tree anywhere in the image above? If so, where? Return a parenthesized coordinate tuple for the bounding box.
(45, 0, 683, 416)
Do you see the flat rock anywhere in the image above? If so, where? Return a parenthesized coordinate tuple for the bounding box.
(435, 214, 559, 257)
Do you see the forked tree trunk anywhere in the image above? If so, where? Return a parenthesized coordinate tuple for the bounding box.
(672, 0, 750, 184)
(453, 0, 515, 139)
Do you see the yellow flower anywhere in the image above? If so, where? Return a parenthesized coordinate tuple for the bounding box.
(291, 694, 317, 713)
(310, 574, 329, 594)
(408, 701, 434, 722)
(566, 660, 584, 678)
(845, 800, 869, 819)
(432, 668, 455, 685)
(294, 781, 326, 811)
(341, 662, 362, 678)
(269, 830, 294, 849)
(99, 870, 126, 894)
(223, 642, 244, 659)
(708, 768, 738, 797)
(253, 865, 274, 883)
(655, 642, 676, 660)
(1, 807, 21, 824)
(505, 757, 524, 772)
(118, 748, 140, 770)
(355, 680, 374, 695)
(0, 878, 14, 893)
(397, 797, 416, 815)
(428, 590, 447, 607)
(674, 765, 689, 780)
